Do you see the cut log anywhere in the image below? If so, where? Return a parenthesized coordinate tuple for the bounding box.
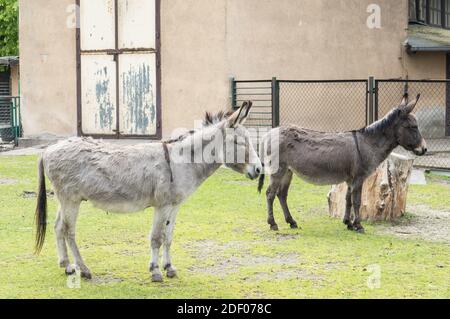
(328, 153, 415, 221)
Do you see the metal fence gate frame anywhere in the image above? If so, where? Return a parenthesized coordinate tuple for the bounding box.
(232, 77, 370, 133)
(374, 79, 450, 170)
(0, 67, 21, 146)
(374, 78, 450, 126)
(0, 96, 21, 146)
(232, 77, 450, 170)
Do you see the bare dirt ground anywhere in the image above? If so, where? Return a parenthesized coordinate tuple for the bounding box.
(186, 240, 303, 278)
(185, 237, 342, 282)
(0, 178, 16, 185)
(376, 205, 450, 244)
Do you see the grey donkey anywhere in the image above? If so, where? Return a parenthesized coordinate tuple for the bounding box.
(258, 94, 427, 233)
(34, 101, 262, 282)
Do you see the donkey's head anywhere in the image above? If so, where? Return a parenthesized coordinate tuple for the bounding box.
(394, 94, 427, 156)
(220, 101, 262, 179)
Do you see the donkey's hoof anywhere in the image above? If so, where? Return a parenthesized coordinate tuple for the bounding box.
(81, 272, 92, 280)
(81, 269, 92, 280)
(290, 223, 299, 229)
(166, 269, 177, 279)
(152, 273, 164, 282)
(65, 264, 77, 275)
(355, 227, 365, 234)
(346, 224, 354, 231)
(270, 224, 279, 231)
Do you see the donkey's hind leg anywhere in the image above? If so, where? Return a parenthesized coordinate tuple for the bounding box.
(277, 169, 298, 229)
(343, 185, 354, 230)
(54, 207, 69, 268)
(351, 182, 365, 233)
(62, 200, 92, 279)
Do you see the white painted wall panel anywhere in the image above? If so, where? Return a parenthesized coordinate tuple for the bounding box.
(81, 54, 117, 135)
(118, 53, 157, 135)
(118, 0, 156, 49)
(80, 0, 115, 50)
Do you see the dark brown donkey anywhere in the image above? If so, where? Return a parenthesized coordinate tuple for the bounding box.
(258, 94, 427, 233)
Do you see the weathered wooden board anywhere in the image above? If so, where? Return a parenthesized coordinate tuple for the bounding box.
(81, 55, 117, 135)
(118, 53, 157, 135)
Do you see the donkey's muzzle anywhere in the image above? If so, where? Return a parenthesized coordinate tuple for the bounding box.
(413, 139, 427, 156)
(246, 163, 262, 180)
(413, 147, 427, 156)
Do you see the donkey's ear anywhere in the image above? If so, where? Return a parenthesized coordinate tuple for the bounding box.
(401, 94, 420, 115)
(400, 93, 409, 107)
(227, 101, 253, 128)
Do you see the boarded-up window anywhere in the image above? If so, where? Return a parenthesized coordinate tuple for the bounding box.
(429, 0, 442, 26)
(445, 0, 450, 27)
(409, 0, 429, 22)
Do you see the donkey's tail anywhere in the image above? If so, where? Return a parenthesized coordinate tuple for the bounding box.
(257, 173, 265, 194)
(257, 139, 266, 194)
(34, 157, 47, 255)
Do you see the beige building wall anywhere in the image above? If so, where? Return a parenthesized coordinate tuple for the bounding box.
(19, 0, 447, 139)
(404, 52, 446, 79)
(10, 64, 20, 97)
(19, 0, 77, 137)
(228, 0, 403, 79)
(161, 0, 229, 137)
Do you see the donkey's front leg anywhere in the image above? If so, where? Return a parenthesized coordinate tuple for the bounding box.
(351, 183, 365, 233)
(149, 206, 171, 282)
(162, 206, 180, 279)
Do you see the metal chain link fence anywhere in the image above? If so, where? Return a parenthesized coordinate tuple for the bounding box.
(231, 80, 274, 152)
(233, 77, 450, 170)
(278, 80, 368, 132)
(376, 80, 450, 170)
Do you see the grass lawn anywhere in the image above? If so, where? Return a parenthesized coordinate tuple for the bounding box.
(0, 155, 449, 299)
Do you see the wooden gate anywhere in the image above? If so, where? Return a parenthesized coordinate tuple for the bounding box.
(77, 0, 161, 139)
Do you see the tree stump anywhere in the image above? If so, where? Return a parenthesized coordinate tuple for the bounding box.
(328, 153, 415, 221)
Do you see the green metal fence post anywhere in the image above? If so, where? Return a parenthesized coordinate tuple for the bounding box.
(8, 97, 16, 145)
(373, 79, 379, 122)
(271, 77, 280, 128)
(13, 98, 17, 146)
(13, 98, 19, 145)
(230, 77, 237, 109)
(17, 97, 21, 140)
(368, 76, 375, 125)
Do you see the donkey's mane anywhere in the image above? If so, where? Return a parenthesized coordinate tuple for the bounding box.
(164, 110, 233, 144)
(360, 108, 401, 135)
(203, 110, 234, 126)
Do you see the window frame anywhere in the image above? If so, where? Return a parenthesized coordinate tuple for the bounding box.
(411, 0, 450, 29)
(428, 0, 442, 27)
